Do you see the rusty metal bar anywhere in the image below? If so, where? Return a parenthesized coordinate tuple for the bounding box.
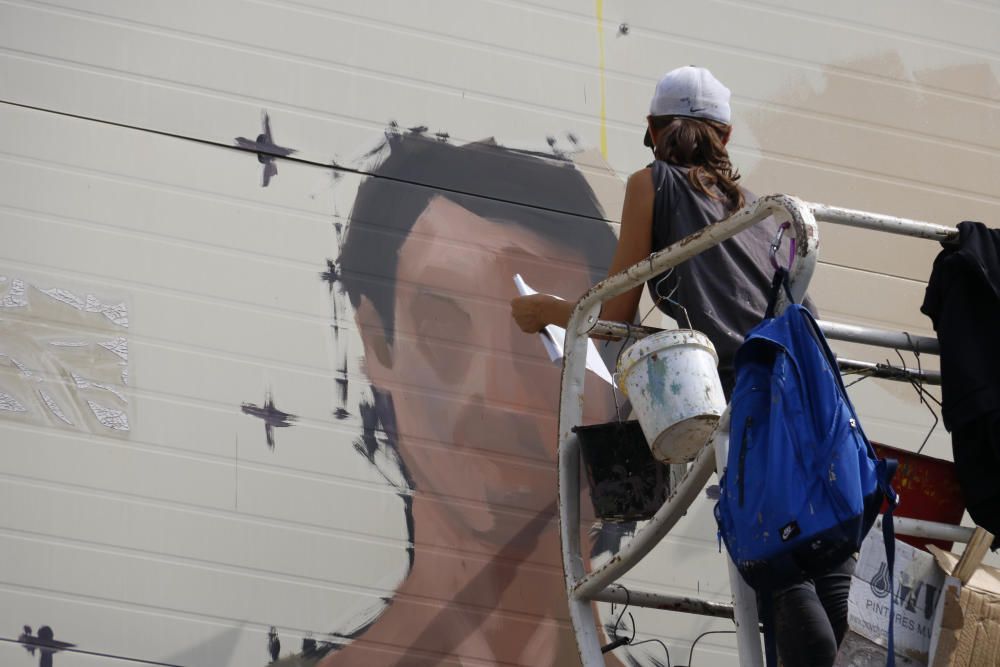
(810, 203, 957, 242)
(591, 584, 735, 620)
(819, 320, 939, 355)
(837, 358, 941, 385)
(880, 516, 975, 544)
(589, 315, 940, 358)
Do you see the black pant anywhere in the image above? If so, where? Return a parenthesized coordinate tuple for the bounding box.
(771, 557, 855, 667)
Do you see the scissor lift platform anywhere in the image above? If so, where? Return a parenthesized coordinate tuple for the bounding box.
(556, 195, 971, 666)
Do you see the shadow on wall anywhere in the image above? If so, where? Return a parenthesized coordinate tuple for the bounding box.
(742, 53, 1000, 204)
(741, 53, 1000, 415)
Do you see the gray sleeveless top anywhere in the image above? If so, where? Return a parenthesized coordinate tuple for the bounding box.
(646, 160, 815, 394)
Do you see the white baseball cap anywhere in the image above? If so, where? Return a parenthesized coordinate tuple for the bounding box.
(643, 66, 731, 146)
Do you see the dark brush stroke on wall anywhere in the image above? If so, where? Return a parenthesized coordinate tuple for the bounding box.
(241, 390, 296, 449)
(234, 111, 297, 187)
(18, 625, 75, 667)
(320, 259, 343, 341)
(353, 388, 416, 571)
(280, 595, 394, 662)
(267, 626, 280, 663)
(320, 259, 340, 287)
(335, 356, 349, 406)
(320, 259, 353, 419)
(353, 122, 399, 165)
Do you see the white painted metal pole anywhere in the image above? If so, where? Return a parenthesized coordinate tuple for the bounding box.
(591, 584, 736, 619)
(810, 203, 957, 242)
(558, 432, 606, 666)
(879, 516, 976, 544)
(588, 319, 943, 363)
(818, 320, 939, 355)
(714, 416, 764, 667)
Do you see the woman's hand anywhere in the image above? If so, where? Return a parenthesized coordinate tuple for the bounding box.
(510, 294, 562, 333)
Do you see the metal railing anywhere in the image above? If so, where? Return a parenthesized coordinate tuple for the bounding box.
(557, 196, 961, 666)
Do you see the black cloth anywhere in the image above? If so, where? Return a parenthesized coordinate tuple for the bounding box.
(952, 412, 1000, 547)
(921, 221, 1000, 430)
(921, 220, 1000, 544)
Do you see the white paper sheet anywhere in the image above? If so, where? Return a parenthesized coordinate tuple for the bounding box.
(513, 274, 614, 385)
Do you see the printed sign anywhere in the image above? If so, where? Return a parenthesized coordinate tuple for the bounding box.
(842, 528, 946, 665)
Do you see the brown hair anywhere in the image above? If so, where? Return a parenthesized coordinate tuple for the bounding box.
(649, 115, 744, 211)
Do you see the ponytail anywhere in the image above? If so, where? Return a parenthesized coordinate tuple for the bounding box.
(650, 116, 744, 212)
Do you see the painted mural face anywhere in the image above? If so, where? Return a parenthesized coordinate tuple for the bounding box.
(357, 195, 613, 537)
(320, 133, 625, 665)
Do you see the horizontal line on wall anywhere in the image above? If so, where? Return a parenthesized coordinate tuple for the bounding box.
(717, 0, 1000, 60)
(0, 98, 614, 225)
(0, 637, 183, 667)
(0, 150, 335, 222)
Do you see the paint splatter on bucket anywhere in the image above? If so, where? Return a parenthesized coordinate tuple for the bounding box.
(616, 330, 725, 463)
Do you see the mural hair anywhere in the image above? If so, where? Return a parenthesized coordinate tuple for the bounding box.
(338, 132, 616, 348)
(336, 131, 633, 557)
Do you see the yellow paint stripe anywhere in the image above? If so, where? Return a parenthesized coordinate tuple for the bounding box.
(595, 0, 608, 160)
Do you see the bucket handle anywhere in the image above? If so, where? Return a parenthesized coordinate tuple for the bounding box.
(641, 270, 693, 330)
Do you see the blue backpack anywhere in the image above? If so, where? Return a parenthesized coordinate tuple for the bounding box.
(714, 269, 898, 665)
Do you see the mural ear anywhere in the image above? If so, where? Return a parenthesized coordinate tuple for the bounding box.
(355, 294, 394, 371)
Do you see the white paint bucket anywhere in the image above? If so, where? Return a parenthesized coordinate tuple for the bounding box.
(616, 329, 725, 463)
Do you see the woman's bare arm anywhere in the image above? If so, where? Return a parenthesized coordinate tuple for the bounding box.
(599, 167, 655, 324)
(510, 167, 655, 332)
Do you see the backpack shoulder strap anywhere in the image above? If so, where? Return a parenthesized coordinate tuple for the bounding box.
(765, 268, 796, 319)
(798, 295, 900, 667)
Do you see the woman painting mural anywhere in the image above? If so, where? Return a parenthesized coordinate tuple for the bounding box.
(511, 66, 848, 667)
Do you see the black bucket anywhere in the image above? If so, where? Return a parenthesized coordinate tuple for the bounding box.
(573, 420, 671, 523)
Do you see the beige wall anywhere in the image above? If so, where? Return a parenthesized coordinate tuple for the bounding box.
(1, 1, 997, 665)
